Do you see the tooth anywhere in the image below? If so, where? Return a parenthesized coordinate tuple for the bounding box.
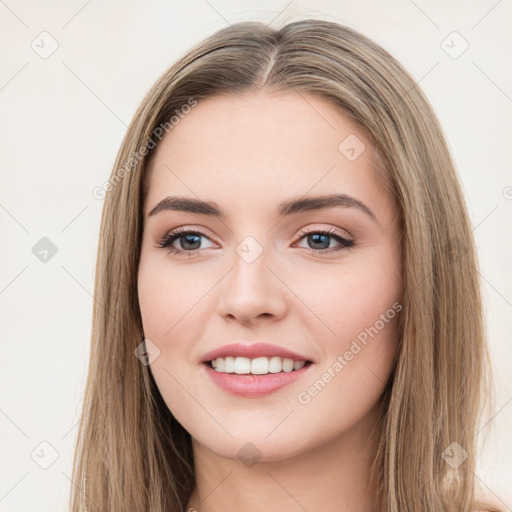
(282, 358, 294, 372)
(268, 356, 283, 373)
(211, 356, 307, 374)
(224, 356, 235, 373)
(234, 356, 251, 374)
(251, 357, 269, 374)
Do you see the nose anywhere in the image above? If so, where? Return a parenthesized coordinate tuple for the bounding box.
(217, 248, 288, 327)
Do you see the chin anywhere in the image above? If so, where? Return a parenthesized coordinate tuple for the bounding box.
(190, 427, 313, 464)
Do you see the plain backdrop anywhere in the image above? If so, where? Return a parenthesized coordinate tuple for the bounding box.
(0, 1, 511, 510)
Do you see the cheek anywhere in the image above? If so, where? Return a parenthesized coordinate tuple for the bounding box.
(137, 254, 209, 338)
(290, 260, 401, 345)
(294, 304, 400, 442)
(137, 260, 169, 336)
(137, 257, 208, 427)
(294, 250, 401, 393)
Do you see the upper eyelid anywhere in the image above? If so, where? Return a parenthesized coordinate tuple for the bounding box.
(163, 224, 351, 237)
(297, 224, 352, 239)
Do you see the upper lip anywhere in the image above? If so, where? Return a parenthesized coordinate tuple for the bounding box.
(200, 342, 313, 363)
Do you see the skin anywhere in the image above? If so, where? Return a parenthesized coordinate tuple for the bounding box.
(137, 90, 403, 512)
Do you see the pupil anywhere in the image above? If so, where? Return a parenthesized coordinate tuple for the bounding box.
(181, 234, 201, 250)
(309, 233, 329, 250)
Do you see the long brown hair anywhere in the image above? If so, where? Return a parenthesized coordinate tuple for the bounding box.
(70, 19, 499, 511)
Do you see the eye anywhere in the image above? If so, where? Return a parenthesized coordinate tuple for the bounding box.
(155, 226, 355, 257)
(155, 227, 215, 256)
(295, 227, 355, 254)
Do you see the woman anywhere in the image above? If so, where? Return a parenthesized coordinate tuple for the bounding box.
(70, 19, 501, 511)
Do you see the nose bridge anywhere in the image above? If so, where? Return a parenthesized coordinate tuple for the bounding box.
(217, 233, 287, 323)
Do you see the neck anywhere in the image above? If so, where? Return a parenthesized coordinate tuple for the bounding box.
(186, 403, 383, 512)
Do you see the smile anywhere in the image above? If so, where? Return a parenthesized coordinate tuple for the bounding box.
(202, 358, 314, 397)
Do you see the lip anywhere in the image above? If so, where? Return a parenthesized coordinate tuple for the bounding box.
(200, 342, 313, 364)
(201, 360, 315, 397)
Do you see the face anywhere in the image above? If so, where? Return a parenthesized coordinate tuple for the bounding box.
(137, 90, 403, 462)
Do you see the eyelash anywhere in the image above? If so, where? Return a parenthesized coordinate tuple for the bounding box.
(155, 226, 355, 257)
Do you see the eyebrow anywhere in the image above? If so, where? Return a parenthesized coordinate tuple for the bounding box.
(148, 194, 377, 223)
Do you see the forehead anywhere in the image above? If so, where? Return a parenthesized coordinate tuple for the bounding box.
(144, 90, 390, 221)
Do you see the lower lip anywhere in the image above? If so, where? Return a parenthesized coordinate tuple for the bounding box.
(202, 362, 314, 397)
